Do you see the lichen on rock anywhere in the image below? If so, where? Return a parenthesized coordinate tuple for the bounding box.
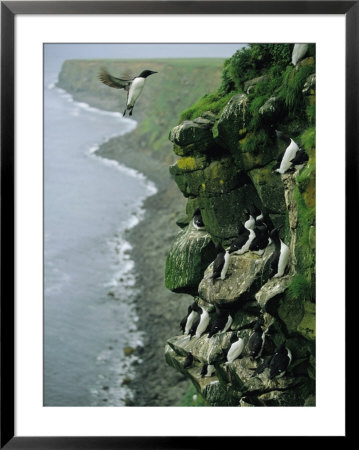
(164, 44, 316, 407)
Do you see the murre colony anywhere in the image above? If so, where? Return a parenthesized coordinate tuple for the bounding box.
(164, 43, 315, 406)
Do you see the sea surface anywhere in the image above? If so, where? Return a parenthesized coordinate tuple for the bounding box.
(44, 55, 157, 406)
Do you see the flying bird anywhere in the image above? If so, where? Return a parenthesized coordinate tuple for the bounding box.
(99, 67, 158, 116)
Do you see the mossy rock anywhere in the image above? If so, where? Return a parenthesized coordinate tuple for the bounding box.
(216, 93, 249, 151)
(239, 145, 278, 171)
(167, 332, 231, 365)
(297, 301, 315, 340)
(169, 155, 209, 175)
(198, 248, 273, 306)
(249, 163, 287, 214)
(197, 183, 262, 240)
(169, 118, 215, 153)
(172, 157, 241, 198)
(165, 225, 217, 295)
(278, 293, 305, 335)
(243, 75, 269, 94)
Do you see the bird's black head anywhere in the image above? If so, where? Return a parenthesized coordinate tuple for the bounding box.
(275, 342, 286, 353)
(275, 129, 291, 145)
(269, 225, 282, 240)
(193, 208, 201, 217)
(139, 70, 158, 78)
(250, 204, 261, 218)
(215, 242, 225, 253)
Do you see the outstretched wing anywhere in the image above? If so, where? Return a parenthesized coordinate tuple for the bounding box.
(98, 68, 132, 91)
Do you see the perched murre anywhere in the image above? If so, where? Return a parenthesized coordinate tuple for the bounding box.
(247, 320, 266, 360)
(200, 364, 216, 378)
(228, 223, 249, 254)
(183, 302, 201, 335)
(291, 43, 309, 66)
(269, 227, 290, 278)
(180, 304, 193, 334)
(268, 343, 292, 379)
(188, 313, 201, 339)
(225, 332, 245, 364)
(195, 306, 211, 338)
(192, 208, 205, 230)
(207, 308, 233, 338)
(211, 242, 230, 284)
(99, 68, 157, 116)
(274, 130, 301, 175)
(289, 148, 309, 172)
(183, 352, 194, 369)
(249, 218, 270, 255)
(228, 210, 255, 255)
(249, 204, 263, 222)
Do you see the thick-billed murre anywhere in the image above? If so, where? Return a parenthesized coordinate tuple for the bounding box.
(269, 227, 290, 278)
(99, 68, 157, 116)
(225, 332, 245, 364)
(274, 130, 305, 175)
(268, 343, 292, 379)
(192, 208, 205, 230)
(211, 242, 230, 283)
(247, 320, 266, 360)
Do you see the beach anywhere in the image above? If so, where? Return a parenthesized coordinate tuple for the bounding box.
(97, 134, 192, 406)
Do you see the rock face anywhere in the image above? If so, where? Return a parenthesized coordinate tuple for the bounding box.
(164, 51, 315, 407)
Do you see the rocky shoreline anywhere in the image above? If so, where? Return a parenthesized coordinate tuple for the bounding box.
(96, 133, 193, 406)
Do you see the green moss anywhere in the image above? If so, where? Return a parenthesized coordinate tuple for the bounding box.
(240, 129, 273, 154)
(306, 103, 316, 125)
(278, 64, 315, 115)
(287, 273, 312, 302)
(219, 44, 292, 93)
(297, 301, 316, 340)
(179, 382, 207, 406)
(179, 91, 236, 122)
(300, 127, 316, 153)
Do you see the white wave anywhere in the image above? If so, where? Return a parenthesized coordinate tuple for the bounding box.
(53, 84, 137, 126)
(53, 84, 157, 405)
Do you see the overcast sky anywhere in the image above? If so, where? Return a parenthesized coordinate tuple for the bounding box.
(45, 43, 247, 63)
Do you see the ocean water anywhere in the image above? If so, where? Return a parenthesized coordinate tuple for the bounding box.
(44, 56, 157, 406)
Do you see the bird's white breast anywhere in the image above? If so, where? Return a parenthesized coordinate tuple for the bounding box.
(220, 251, 230, 280)
(274, 240, 290, 277)
(185, 310, 198, 335)
(195, 310, 210, 337)
(278, 140, 299, 174)
(227, 338, 244, 363)
(222, 315, 233, 333)
(128, 77, 145, 106)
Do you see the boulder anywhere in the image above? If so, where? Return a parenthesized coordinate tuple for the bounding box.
(171, 157, 242, 198)
(167, 332, 231, 365)
(249, 163, 287, 214)
(197, 182, 263, 240)
(169, 118, 215, 155)
(243, 75, 269, 94)
(216, 94, 249, 151)
(165, 225, 216, 295)
(258, 96, 280, 118)
(198, 246, 274, 306)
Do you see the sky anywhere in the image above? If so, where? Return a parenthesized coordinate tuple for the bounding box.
(44, 43, 247, 62)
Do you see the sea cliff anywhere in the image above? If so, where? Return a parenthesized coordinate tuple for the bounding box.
(57, 46, 316, 406)
(164, 44, 315, 406)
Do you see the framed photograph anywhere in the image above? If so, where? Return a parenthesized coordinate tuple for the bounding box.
(1, 1, 354, 447)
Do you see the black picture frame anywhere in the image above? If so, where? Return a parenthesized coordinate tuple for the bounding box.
(1, 1, 354, 447)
